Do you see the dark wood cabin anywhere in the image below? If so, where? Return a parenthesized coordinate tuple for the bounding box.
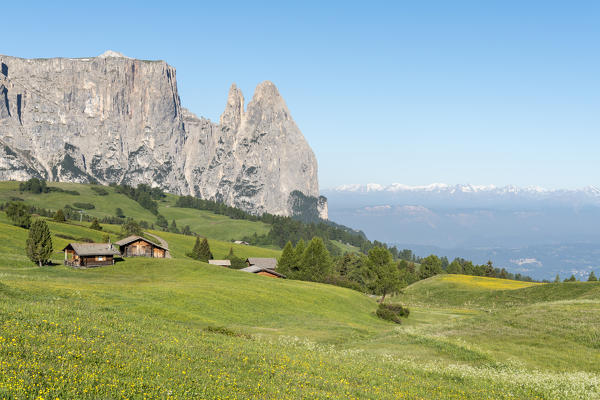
(115, 235, 168, 258)
(62, 243, 121, 268)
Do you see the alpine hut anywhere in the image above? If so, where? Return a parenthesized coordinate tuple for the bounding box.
(114, 235, 168, 258)
(62, 243, 121, 268)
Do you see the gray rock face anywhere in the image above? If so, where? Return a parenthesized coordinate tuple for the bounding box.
(0, 52, 327, 218)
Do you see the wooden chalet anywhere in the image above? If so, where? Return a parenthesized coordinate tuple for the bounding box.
(62, 243, 121, 268)
(115, 235, 168, 258)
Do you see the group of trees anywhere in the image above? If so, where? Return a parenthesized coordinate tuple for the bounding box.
(555, 271, 598, 282)
(113, 183, 164, 215)
(278, 239, 404, 301)
(189, 237, 213, 262)
(19, 178, 79, 195)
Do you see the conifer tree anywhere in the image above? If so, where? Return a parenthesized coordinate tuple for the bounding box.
(225, 247, 246, 269)
(197, 238, 213, 261)
(169, 219, 179, 234)
(277, 241, 296, 277)
(293, 239, 305, 266)
(26, 219, 53, 267)
(90, 218, 102, 230)
(299, 237, 331, 282)
(368, 246, 401, 303)
(102, 234, 110, 243)
(53, 209, 66, 223)
(190, 236, 202, 259)
(554, 274, 561, 283)
(588, 271, 598, 282)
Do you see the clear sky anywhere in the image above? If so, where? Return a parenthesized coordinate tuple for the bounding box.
(3, 1, 599, 189)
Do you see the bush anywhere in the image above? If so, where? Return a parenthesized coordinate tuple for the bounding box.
(90, 218, 102, 231)
(73, 202, 95, 210)
(90, 186, 109, 196)
(53, 209, 66, 222)
(5, 201, 31, 228)
(376, 303, 410, 324)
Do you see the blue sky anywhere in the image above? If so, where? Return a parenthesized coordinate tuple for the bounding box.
(3, 1, 599, 189)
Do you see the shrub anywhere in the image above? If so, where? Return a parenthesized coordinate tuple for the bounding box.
(376, 303, 410, 324)
(53, 209, 66, 222)
(90, 218, 102, 231)
(90, 186, 109, 196)
(73, 202, 95, 210)
(5, 201, 31, 228)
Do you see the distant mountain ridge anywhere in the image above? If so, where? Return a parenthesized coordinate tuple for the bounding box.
(332, 183, 600, 197)
(0, 51, 327, 218)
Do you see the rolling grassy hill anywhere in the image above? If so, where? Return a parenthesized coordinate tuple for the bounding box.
(0, 181, 271, 241)
(0, 183, 599, 398)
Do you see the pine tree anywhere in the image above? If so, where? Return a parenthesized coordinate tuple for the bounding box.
(293, 239, 305, 268)
(190, 236, 202, 259)
(169, 219, 179, 234)
(102, 234, 110, 243)
(53, 209, 66, 223)
(554, 274, 560, 283)
(277, 241, 296, 277)
(588, 271, 598, 282)
(299, 237, 331, 282)
(197, 238, 213, 262)
(90, 218, 102, 230)
(181, 225, 192, 236)
(26, 219, 53, 267)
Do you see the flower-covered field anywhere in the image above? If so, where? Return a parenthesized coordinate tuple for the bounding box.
(0, 217, 599, 399)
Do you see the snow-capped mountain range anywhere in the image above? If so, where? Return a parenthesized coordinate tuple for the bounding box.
(331, 183, 600, 197)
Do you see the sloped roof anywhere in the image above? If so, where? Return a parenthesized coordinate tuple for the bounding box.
(114, 235, 167, 250)
(62, 243, 121, 257)
(246, 257, 277, 269)
(240, 266, 286, 278)
(209, 260, 231, 266)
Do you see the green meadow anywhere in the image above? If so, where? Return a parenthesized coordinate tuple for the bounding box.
(0, 183, 599, 399)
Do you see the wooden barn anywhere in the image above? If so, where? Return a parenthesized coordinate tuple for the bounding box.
(115, 235, 168, 258)
(62, 243, 121, 268)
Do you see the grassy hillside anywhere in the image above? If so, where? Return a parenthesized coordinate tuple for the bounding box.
(0, 181, 271, 241)
(1, 188, 599, 398)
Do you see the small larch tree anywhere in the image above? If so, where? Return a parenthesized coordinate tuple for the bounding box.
(277, 241, 296, 277)
(368, 246, 401, 303)
(299, 237, 331, 282)
(588, 271, 598, 282)
(90, 218, 102, 230)
(53, 209, 66, 223)
(191, 237, 213, 262)
(26, 219, 53, 267)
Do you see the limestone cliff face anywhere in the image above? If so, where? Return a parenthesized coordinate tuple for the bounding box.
(0, 52, 326, 218)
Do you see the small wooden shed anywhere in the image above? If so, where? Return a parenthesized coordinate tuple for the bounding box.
(115, 235, 168, 258)
(62, 243, 121, 268)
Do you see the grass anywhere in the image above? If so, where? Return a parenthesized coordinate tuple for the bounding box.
(0, 181, 271, 242)
(0, 201, 599, 397)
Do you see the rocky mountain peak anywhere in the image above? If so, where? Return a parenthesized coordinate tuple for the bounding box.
(219, 83, 245, 130)
(0, 53, 327, 219)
